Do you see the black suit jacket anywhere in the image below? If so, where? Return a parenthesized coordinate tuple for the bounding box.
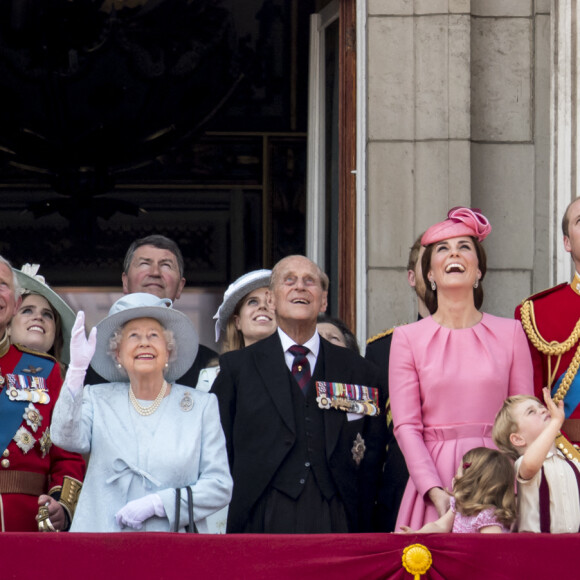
(365, 331, 408, 532)
(211, 332, 387, 533)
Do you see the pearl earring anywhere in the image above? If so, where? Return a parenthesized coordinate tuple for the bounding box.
(165, 362, 169, 369)
(430, 280, 436, 291)
(116, 363, 122, 369)
(473, 278, 479, 289)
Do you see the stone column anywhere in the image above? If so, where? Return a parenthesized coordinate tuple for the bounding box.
(551, 0, 580, 283)
(366, 2, 472, 335)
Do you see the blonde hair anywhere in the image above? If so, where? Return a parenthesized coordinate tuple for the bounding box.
(220, 288, 252, 353)
(453, 447, 517, 528)
(222, 315, 245, 353)
(492, 395, 540, 460)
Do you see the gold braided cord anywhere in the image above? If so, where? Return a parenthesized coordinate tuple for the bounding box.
(520, 299, 580, 403)
(554, 347, 580, 403)
(520, 300, 580, 355)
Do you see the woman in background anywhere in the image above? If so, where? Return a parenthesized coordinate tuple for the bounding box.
(197, 269, 276, 393)
(10, 263, 76, 368)
(317, 314, 360, 353)
(215, 269, 276, 353)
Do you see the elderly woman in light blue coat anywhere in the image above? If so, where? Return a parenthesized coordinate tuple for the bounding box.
(51, 293, 232, 532)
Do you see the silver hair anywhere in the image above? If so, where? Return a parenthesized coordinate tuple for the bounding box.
(0, 255, 21, 296)
(107, 324, 177, 371)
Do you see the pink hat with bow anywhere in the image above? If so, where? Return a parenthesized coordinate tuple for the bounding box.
(421, 207, 492, 246)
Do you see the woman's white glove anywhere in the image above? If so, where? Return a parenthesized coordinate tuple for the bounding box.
(115, 494, 166, 530)
(64, 311, 97, 397)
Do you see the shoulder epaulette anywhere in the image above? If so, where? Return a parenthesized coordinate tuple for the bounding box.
(366, 327, 396, 345)
(520, 282, 569, 305)
(13, 343, 57, 362)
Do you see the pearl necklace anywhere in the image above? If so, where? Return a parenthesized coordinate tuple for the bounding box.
(129, 380, 168, 416)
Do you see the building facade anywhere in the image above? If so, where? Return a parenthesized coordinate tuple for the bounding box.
(362, 0, 566, 341)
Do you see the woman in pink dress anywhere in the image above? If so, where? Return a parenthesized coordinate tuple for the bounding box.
(389, 207, 533, 530)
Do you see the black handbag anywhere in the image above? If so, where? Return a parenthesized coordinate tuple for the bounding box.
(173, 487, 199, 533)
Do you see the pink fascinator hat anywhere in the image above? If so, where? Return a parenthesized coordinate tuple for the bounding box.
(421, 207, 492, 246)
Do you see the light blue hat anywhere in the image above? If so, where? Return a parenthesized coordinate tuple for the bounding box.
(213, 269, 272, 342)
(91, 292, 199, 383)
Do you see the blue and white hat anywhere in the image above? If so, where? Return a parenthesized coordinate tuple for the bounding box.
(213, 269, 272, 342)
(90, 293, 199, 383)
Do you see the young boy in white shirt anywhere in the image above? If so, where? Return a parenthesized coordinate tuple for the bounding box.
(493, 387, 580, 533)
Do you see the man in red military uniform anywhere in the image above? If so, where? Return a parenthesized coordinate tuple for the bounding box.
(0, 257, 85, 531)
(516, 196, 580, 445)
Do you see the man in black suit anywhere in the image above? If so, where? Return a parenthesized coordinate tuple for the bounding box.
(211, 255, 386, 533)
(365, 234, 428, 532)
(87, 235, 217, 386)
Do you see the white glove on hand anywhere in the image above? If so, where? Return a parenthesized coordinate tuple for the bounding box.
(65, 311, 97, 397)
(115, 494, 166, 530)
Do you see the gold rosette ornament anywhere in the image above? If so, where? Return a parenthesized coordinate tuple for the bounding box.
(402, 544, 432, 580)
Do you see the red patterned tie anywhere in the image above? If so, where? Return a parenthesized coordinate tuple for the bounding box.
(289, 345, 311, 392)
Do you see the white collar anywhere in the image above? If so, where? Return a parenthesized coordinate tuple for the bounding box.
(277, 327, 320, 357)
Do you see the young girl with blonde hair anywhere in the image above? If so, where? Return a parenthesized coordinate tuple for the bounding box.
(400, 447, 516, 533)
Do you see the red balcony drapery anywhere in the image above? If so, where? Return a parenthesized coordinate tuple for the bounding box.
(1, 532, 572, 579)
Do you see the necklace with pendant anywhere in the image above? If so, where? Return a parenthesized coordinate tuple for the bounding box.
(129, 380, 168, 416)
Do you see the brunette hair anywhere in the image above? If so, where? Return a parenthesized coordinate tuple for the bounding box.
(123, 235, 184, 278)
(18, 292, 64, 362)
(407, 235, 424, 272)
(492, 395, 541, 460)
(562, 196, 580, 237)
(316, 314, 360, 354)
(453, 447, 516, 528)
(421, 236, 487, 314)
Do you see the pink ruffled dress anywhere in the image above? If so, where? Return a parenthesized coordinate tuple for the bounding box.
(450, 497, 510, 533)
(389, 314, 533, 530)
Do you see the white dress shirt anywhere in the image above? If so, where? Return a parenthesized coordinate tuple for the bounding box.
(515, 449, 580, 533)
(278, 327, 320, 373)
